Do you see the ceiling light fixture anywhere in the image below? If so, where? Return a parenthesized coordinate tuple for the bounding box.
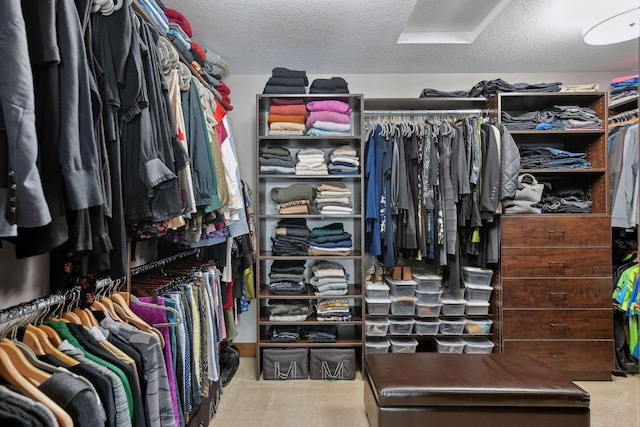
(583, 7, 640, 45)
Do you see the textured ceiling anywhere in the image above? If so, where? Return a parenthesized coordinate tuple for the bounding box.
(161, 0, 639, 75)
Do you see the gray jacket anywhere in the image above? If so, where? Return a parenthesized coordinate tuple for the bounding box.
(497, 123, 521, 201)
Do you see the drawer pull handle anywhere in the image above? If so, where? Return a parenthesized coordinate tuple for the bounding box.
(547, 229, 566, 236)
(550, 354, 569, 359)
(549, 322, 568, 328)
(549, 291, 567, 300)
(548, 261, 566, 268)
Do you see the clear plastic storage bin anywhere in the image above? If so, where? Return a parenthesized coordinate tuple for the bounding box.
(416, 302, 442, 317)
(365, 337, 390, 354)
(365, 282, 390, 299)
(414, 318, 440, 335)
(441, 299, 466, 316)
(366, 297, 391, 315)
(465, 300, 490, 316)
(385, 277, 417, 297)
(464, 283, 493, 302)
(463, 337, 495, 354)
(390, 296, 417, 316)
(434, 337, 465, 353)
(365, 317, 390, 336)
(412, 273, 442, 292)
(389, 337, 418, 353)
(439, 318, 466, 335)
(415, 289, 442, 304)
(388, 318, 415, 335)
(461, 266, 493, 286)
(464, 319, 493, 335)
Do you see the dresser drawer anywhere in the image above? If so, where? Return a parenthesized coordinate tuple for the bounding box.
(502, 278, 612, 308)
(501, 215, 610, 247)
(502, 339, 614, 373)
(502, 309, 613, 339)
(501, 247, 611, 277)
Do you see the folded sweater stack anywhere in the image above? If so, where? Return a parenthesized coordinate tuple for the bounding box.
(316, 298, 352, 321)
(315, 182, 352, 215)
(310, 261, 349, 297)
(263, 67, 308, 94)
(270, 183, 317, 214)
(328, 144, 359, 175)
(271, 218, 310, 256)
(259, 146, 295, 175)
(268, 259, 307, 294)
(305, 100, 353, 136)
(267, 98, 307, 136)
(295, 148, 328, 176)
(308, 222, 352, 256)
(309, 77, 349, 94)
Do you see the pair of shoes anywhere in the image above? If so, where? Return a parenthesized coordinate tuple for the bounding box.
(391, 266, 402, 281)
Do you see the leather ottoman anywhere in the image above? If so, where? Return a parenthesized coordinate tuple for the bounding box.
(364, 353, 590, 427)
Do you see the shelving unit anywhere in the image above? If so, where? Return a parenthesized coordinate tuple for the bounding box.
(492, 92, 614, 380)
(255, 94, 365, 379)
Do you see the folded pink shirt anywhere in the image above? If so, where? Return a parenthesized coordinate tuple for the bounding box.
(306, 100, 352, 115)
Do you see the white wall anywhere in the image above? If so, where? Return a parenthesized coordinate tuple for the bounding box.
(226, 70, 630, 343)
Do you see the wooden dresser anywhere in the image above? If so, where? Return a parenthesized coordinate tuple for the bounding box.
(500, 214, 614, 380)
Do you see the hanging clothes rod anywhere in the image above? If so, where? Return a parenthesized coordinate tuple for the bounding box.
(130, 248, 201, 277)
(0, 277, 119, 325)
(363, 109, 487, 115)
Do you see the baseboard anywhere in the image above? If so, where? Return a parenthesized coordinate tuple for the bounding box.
(233, 342, 256, 357)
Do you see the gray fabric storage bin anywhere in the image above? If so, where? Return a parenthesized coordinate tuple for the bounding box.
(262, 348, 309, 380)
(309, 348, 357, 380)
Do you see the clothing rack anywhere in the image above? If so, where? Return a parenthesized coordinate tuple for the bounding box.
(364, 109, 487, 116)
(609, 108, 638, 122)
(130, 248, 201, 277)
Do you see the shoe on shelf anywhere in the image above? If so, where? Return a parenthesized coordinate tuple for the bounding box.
(391, 266, 402, 281)
(402, 266, 412, 281)
(374, 266, 385, 284)
(365, 265, 376, 284)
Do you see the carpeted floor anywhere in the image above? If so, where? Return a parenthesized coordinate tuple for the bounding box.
(209, 357, 639, 427)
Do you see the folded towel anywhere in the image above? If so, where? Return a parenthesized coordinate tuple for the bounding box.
(268, 114, 306, 125)
(269, 104, 308, 116)
(306, 100, 352, 115)
(306, 111, 351, 128)
(313, 121, 351, 132)
(269, 122, 306, 132)
(272, 67, 309, 85)
(263, 85, 306, 95)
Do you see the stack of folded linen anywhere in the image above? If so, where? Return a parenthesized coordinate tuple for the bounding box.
(328, 145, 359, 175)
(315, 298, 352, 321)
(268, 259, 307, 294)
(263, 67, 308, 94)
(271, 218, 310, 256)
(309, 77, 349, 94)
(295, 148, 328, 176)
(270, 183, 317, 214)
(302, 325, 337, 343)
(267, 299, 311, 322)
(305, 100, 353, 136)
(259, 146, 295, 175)
(308, 223, 352, 256)
(310, 261, 349, 296)
(315, 182, 352, 215)
(267, 98, 307, 136)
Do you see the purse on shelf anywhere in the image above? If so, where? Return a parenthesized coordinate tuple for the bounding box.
(503, 173, 544, 214)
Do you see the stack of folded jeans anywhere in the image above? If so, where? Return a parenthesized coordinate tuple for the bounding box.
(468, 78, 562, 97)
(302, 325, 338, 343)
(547, 105, 602, 129)
(519, 146, 591, 169)
(315, 182, 353, 215)
(268, 325, 301, 342)
(315, 298, 351, 321)
(328, 145, 359, 175)
(308, 223, 352, 256)
(540, 193, 593, 213)
(259, 146, 295, 175)
(271, 219, 310, 255)
(295, 148, 328, 175)
(501, 111, 542, 130)
(309, 260, 349, 296)
(419, 88, 470, 98)
(267, 299, 311, 322)
(267, 98, 307, 136)
(263, 67, 308, 94)
(305, 100, 353, 136)
(268, 260, 307, 294)
(271, 183, 317, 214)
(309, 77, 349, 94)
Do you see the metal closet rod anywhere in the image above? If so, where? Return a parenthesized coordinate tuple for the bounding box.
(130, 248, 201, 277)
(363, 109, 487, 115)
